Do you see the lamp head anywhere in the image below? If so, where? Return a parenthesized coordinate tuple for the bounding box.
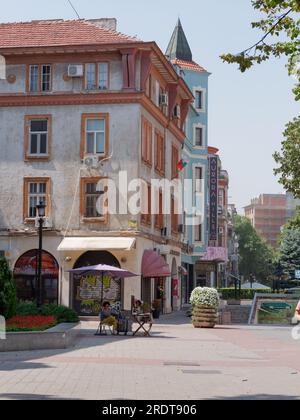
(36, 201, 46, 218)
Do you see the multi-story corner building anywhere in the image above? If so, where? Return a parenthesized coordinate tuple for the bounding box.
(245, 193, 300, 249)
(0, 18, 193, 315)
(165, 20, 233, 296)
(165, 20, 210, 303)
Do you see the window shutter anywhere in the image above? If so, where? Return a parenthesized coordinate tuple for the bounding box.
(147, 184, 152, 225)
(142, 119, 147, 162)
(161, 136, 165, 174)
(148, 123, 153, 165)
(172, 146, 179, 179)
(155, 132, 158, 170)
(141, 181, 147, 224)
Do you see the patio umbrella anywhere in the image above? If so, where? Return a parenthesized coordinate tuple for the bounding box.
(68, 264, 139, 305)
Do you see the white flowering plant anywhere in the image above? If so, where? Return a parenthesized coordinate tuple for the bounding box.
(190, 287, 220, 309)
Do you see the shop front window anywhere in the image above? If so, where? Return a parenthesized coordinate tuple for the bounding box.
(13, 250, 59, 305)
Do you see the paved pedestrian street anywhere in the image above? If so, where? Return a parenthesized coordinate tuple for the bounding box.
(0, 312, 300, 401)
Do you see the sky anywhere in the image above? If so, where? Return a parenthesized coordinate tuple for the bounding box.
(1, 0, 299, 212)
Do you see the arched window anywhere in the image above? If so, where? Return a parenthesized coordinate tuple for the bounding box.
(13, 250, 59, 305)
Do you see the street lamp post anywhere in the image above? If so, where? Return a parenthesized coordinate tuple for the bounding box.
(36, 201, 46, 308)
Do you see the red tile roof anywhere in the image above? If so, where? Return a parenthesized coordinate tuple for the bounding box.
(0, 19, 139, 49)
(172, 58, 207, 73)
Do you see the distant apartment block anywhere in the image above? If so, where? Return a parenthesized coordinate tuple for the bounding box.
(244, 193, 300, 248)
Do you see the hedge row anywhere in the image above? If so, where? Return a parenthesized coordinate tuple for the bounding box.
(218, 288, 272, 300)
(15, 302, 79, 323)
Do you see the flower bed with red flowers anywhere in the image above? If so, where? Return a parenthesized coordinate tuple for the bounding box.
(6, 315, 57, 332)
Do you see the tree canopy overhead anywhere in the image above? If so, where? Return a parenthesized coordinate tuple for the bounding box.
(273, 116, 300, 197)
(221, 0, 300, 100)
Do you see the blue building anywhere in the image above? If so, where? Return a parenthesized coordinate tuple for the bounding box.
(166, 20, 212, 303)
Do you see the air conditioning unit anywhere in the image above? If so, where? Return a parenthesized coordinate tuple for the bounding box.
(173, 105, 181, 119)
(83, 156, 99, 169)
(35, 218, 53, 229)
(68, 64, 84, 78)
(159, 93, 169, 107)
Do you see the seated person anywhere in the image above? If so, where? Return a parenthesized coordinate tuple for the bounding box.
(132, 300, 143, 315)
(133, 300, 153, 333)
(99, 302, 118, 331)
(100, 301, 112, 319)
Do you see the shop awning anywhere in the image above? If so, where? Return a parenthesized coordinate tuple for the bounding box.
(142, 250, 171, 278)
(58, 237, 136, 252)
(202, 247, 228, 263)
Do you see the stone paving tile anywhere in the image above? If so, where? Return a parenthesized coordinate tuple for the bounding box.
(0, 313, 300, 400)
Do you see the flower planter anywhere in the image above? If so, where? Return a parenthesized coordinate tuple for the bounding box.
(190, 287, 220, 329)
(192, 305, 218, 328)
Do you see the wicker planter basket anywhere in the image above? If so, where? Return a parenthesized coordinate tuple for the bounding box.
(192, 305, 218, 329)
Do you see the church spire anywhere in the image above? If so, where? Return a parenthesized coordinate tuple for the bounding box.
(166, 19, 193, 62)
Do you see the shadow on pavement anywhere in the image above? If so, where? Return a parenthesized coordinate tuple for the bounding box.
(0, 361, 53, 371)
(211, 394, 300, 401)
(0, 393, 81, 400)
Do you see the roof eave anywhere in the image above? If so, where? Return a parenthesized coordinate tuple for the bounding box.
(0, 41, 146, 56)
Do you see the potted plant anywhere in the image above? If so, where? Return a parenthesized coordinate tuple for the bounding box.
(141, 302, 151, 314)
(190, 287, 220, 329)
(152, 299, 162, 319)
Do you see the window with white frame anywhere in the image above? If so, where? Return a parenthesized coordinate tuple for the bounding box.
(98, 63, 108, 90)
(194, 126, 204, 147)
(41, 65, 52, 92)
(85, 63, 109, 90)
(29, 64, 52, 93)
(85, 118, 106, 155)
(85, 64, 96, 90)
(85, 182, 104, 218)
(194, 223, 202, 243)
(29, 120, 48, 156)
(29, 65, 39, 92)
(80, 177, 108, 222)
(28, 182, 47, 218)
(194, 89, 205, 111)
(194, 167, 203, 194)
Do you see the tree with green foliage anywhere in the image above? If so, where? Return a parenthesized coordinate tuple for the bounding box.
(234, 215, 276, 280)
(285, 206, 300, 229)
(273, 116, 300, 197)
(221, 0, 300, 100)
(279, 226, 300, 276)
(221, 2, 300, 222)
(0, 258, 17, 319)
